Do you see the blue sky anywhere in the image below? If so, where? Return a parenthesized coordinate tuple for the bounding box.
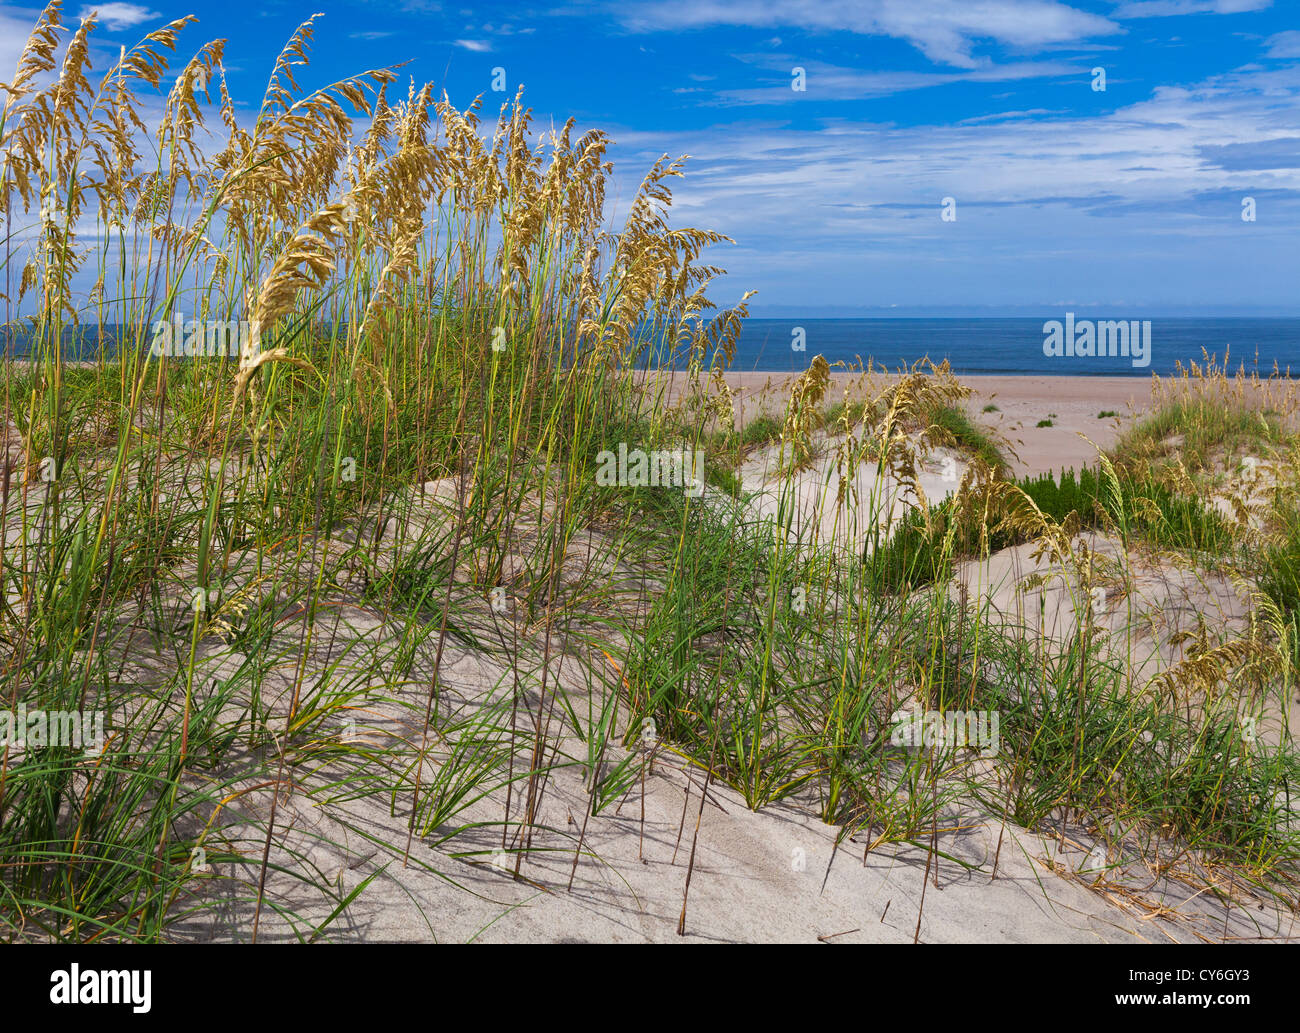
(5, 0, 1299, 314)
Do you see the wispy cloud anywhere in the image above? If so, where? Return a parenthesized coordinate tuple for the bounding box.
(1197, 136, 1300, 170)
(1265, 30, 1300, 59)
(0, 5, 40, 78)
(593, 60, 1300, 306)
(959, 107, 1064, 124)
(711, 57, 1082, 105)
(1111, 0, 1271, 16)
(349, 30, 395, 41)
(77, 3, 160, 31)
(609, 0, 1120, 69)
(453, 38, 492, 52)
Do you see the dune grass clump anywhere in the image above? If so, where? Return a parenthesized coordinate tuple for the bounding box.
(925, 403, 1006, 475)
(1112, 356, 1295, 478)
(0, 3, 754, 939)
(739, 413, 783, 452)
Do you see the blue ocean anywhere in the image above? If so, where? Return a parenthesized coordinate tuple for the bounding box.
(8, 317, 1300, 378)
(719, 317, 1300, 377)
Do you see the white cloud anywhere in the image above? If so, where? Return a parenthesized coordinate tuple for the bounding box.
(611, 0, 1120, 69)
(1265, 30, 1300, 59)
(1111, 0, 1270, 16)
(453, 39, 492, 52)
(712, 57, 1082, 104)
(77, 3, 160, 31)
(599, 62, 1300, 259)
(0, 5, 42, 81)
(960, 107, 1062, 123)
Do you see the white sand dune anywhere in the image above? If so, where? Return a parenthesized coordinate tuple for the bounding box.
(177, 626, 1295, 944)
(170, 380, 1297, 943)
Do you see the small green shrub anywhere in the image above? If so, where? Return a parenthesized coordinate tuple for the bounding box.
(927, 404, 1006, 473)
(740, 414, 783, 450)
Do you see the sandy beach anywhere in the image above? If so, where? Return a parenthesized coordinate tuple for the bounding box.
(955, 375, 1153, 476)
(639, 370, 1156, 477)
